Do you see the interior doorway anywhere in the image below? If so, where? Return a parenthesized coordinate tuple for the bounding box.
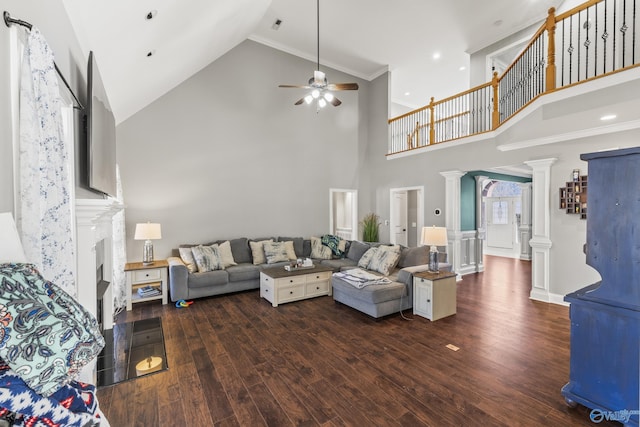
(481, 180, 525, 259)
(389, 186, 424, 247)
(329, 189, 358, 240)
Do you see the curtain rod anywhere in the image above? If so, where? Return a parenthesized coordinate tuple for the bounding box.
(4, 11, 84, 110)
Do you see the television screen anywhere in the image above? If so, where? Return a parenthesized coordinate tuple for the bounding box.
(87, 51, 117, 197)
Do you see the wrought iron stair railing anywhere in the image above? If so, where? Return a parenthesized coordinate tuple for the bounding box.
(388, 0, 640, 155)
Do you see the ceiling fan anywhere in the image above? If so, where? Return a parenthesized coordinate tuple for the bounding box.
(279, 0, 359, 108)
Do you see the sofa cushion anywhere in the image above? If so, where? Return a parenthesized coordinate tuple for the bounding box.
(250, 239, 273, 265)
(188, 270, 229, 288)
(332, 274, 407, 304)
(264, 241, 290, 264)
(398, 246, 429, 268)
(191, 245, 224, 272)
(347, 241, 371, 262)
(303, 239, 312, 257)
(218, 241, 237, 267)
(319, 258, 357, 271)
(226, 264, 260, 282)
(230, 238, 252, 264)
(310, 236, 332, 259)
(278, 237, 304, 258)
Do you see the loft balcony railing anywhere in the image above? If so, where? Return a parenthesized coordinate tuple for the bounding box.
(388, 0, 640, 155)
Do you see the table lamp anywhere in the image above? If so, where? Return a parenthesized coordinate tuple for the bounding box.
(134, 222, 162, 265)
(421, 226, 448, 272)
(0, 212, 27, 263)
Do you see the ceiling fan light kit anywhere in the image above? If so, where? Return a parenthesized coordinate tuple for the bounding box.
(279, 0, 358, 110)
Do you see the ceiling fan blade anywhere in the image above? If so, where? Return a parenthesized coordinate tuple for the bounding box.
(326, 83, 359, 91)
(294, 97, 306, 105)
(279, 84, 313, 89)
(329, 96, 342, 107)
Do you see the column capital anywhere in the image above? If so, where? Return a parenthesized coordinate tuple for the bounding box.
(440, 170, 466, 179)
(524, 158, 557, 170)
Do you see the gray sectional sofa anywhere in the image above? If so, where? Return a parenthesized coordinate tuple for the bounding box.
(168, 236, 450, 318)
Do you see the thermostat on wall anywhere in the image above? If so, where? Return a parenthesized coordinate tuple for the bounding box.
(434, 208, 442, 216)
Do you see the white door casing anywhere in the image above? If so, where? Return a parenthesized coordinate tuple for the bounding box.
(389, 187, 424, 247)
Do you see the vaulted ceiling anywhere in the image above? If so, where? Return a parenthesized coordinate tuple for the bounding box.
(62, 0, 565, 123)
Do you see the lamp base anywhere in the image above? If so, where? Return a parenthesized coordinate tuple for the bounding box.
(428, 246, 439, 272)
(142, 240, 154, 265)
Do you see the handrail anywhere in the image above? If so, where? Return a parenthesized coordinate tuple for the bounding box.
(387, 0, 640, 155)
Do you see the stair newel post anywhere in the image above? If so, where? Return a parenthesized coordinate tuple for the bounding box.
(428, 97, 435, 145)
(491, 71, 500, 129)
(545, 7, 557, 92)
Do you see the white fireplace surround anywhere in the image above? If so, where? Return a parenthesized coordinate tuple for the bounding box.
(75, 198, 124, 331)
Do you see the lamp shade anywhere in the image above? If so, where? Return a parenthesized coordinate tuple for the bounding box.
(0, 212, 27, 263)
(134, 223, 162, 240)
(421, 226, 448, 247)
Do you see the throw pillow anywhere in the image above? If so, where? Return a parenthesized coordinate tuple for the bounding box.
(368, 249, 401, 276)
(357, 247, 379, 269)
(277, 237, 304, 258)
(191, 245, 224, 272)
(283, 241, 297, 260)
(178, 247, 197, 273)
(263, 242, 290, 264)
(0, 263, 105, 397)
(217, 241, 237, 268)
(310, 236, 332, 260)
(320, 234, 347, 256)
(249, 239, 273, 265)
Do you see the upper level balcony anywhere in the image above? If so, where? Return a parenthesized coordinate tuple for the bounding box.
(387, 0, 640, 158)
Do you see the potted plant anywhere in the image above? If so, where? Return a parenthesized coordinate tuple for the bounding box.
(361, 213, 380, 242)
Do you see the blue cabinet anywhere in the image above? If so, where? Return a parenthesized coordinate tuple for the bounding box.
(561, 147, 640, 427)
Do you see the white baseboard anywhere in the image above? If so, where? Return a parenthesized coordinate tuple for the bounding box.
(530, 289, 569, 306)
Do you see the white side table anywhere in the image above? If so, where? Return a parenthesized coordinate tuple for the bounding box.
(413, 270, 457, 321)
(125, 260, 168, 311)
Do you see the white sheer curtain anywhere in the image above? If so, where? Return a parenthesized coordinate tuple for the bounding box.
(112, 165, 127, 312)
(18, 27, 75, 295)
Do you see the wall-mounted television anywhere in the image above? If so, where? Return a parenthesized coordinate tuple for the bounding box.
(86, 51, 117, 198)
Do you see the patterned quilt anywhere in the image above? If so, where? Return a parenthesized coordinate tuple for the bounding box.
(0, 358, 104, 426)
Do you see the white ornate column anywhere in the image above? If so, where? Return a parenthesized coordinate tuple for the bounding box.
(440, 170, 466, 279)
(524, 158, 556, 302)
(474, 175, 488, 272)
(518, 182, 533, 260)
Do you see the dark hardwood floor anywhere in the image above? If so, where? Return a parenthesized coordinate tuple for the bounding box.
(97, 256, 618, 426)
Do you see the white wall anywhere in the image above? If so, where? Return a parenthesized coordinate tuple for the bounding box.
(117, 40, 385, 260)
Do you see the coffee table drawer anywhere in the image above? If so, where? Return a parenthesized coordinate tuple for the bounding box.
(307, 271, 331, 282)
(278, 284, 305, 302)
(305, 280, 330, 296)
(275, 275, 306, 287)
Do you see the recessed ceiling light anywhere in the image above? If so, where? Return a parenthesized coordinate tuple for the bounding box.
(433, 52, 441, 60)
(600, 114, 617, 121)
(404, 92, 411, 96)
(459, 66, 466, 71)
(146, 49, 156, 57)
(146, 10, 157, 20)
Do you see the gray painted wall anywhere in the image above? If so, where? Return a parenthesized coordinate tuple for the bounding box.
(117, 40, 385, 260)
